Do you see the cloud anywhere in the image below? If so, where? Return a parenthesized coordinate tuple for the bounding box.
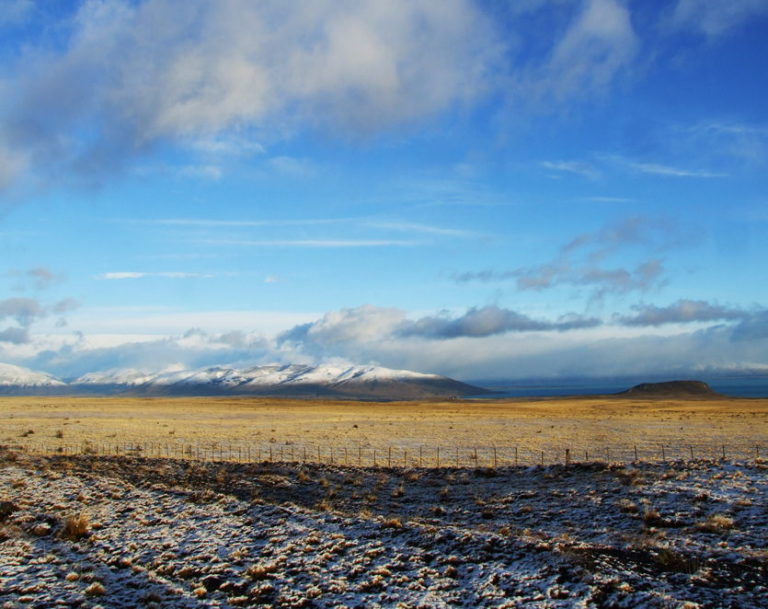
(278, 305, 405, 348)
(3, 267, 64, 290)
(278, 304, 601, 352)
(730, 311, 768, 342)
(0, 296, 79, 344)
(455, 217, 679, 298)
(9, 300, 768, 380)
(97, 271, 214, 279)
(611, 158, 728, 178)
(362, 220, 479, 237)
(540, 160, 600, 179)
(0, 327, 30, 344)
(398, 306, 601, 338)
(199, 239, 422, 248)
(671, 0, 768, 37)
(525, 0, 638, 104)
(1, 0, 502, 188)
(0, 297, 44, 327)
(618, 299, 749, 326)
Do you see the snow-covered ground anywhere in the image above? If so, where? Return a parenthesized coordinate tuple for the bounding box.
(1, 449, 766, 608)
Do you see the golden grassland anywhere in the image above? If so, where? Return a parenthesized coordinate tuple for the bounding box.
(1, 395, 766, 463)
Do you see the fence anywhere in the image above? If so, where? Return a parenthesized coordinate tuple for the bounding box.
(10, 440, 765, 468)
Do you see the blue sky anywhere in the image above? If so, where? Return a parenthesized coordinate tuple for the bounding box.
(1, 0, 768, 380)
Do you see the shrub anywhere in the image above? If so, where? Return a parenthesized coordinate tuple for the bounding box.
(60, 513, 90, 541)
(696, 514, 735, 533)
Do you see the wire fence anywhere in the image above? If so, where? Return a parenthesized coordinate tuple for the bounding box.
(9, 439, 766, 468)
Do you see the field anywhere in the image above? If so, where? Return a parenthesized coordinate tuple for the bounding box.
(2, 396, 768, 608)
(1, 395, 767, 464)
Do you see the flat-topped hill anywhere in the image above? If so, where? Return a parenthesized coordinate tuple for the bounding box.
(619, 380, 722, 398)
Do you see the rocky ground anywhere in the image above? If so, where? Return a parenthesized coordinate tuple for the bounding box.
(1, 448, 766, 608)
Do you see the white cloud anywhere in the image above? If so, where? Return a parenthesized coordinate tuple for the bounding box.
(540, 160, 600, 179)
(97, 271, 214, 279)
(1, 0, 502, 187)
(527, 0, 638, 103)
(672, 0, 768, 37)
(199, 239, 422, 248)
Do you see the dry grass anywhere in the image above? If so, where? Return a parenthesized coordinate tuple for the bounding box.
(59, 512, 90, 541)
(0, 395, 765, 464)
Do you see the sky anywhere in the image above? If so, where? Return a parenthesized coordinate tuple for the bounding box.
(1, 0, 768, 382)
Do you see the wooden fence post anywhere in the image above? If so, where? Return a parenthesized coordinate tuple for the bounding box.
(436, 446, 440, 468)
(565, 448, 570, 466)
(633, 445, 638, 461)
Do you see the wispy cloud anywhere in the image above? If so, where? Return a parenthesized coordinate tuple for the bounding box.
(122, 217, 354, 228)
(617, 299, 749, 326)
(199, 239, 422, 248)
(119, 216, 475, 238)
(523, 0, 638, 105)
(540, 160, 600, 179)
(604, 155, 728, 178)
(671, 0, 768, 38)
(362, 220, 480, 237)
(454, 216, 683, 298)
(97, 272, 214, 280)
(2, 267, 64, 290)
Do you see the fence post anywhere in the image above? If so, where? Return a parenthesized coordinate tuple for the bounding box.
(493, 447, 497, 469)
(585, 449, 589, 461)
(721, 444, 726, 460)
(419, 446, 423, 468)
(661, 445, 665, 461)
(565, 448, 570, 466)
(436, 446, 440, 468)
(403, 450, 407, 468)
(387, 446, 391, 468)
(689, 445, 694, 460)
(345, 447, 348, 465)
(358, 445, 362, 466)
(514, 446, 518, 467)
(373, 449, 377, 466)
(633, 445, 638, 461)
(540, 451, 544, 466)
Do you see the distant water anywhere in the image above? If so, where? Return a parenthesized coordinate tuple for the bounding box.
(467, 377, 768, 398)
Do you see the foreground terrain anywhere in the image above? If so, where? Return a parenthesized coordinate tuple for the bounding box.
(1, 449, 767, 608)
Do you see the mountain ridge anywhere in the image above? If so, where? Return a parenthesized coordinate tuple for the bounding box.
(0, 362, 488, 400)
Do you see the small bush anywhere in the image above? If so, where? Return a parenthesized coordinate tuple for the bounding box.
(84, 582, 105, 596)
(696, 514, 735, 533)
(60, 513, 90, 541)
(382, 517, 403, 529)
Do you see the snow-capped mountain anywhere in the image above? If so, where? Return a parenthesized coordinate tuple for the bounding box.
(71, 363, 488, 399)
(0, 363, 65, 392)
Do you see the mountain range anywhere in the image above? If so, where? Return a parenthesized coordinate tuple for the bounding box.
(0, 362, 488, 400)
